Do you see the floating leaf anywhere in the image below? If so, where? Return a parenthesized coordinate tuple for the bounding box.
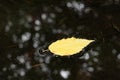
(48, 37, 94, 56)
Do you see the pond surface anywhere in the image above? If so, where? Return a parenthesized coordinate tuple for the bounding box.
(0, 0, 120, 80)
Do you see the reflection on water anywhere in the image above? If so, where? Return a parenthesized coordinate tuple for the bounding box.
(0, 0, 120, 80)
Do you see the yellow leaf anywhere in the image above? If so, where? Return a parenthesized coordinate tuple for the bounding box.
(48, 37, 94, 56)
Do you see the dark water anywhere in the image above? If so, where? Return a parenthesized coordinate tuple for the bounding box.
(0, 0, 120, 80)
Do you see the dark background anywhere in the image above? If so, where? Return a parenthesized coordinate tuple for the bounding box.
(0, 0, 120, 80)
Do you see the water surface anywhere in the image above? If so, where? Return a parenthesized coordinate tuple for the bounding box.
(0, 0, 120, 80)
